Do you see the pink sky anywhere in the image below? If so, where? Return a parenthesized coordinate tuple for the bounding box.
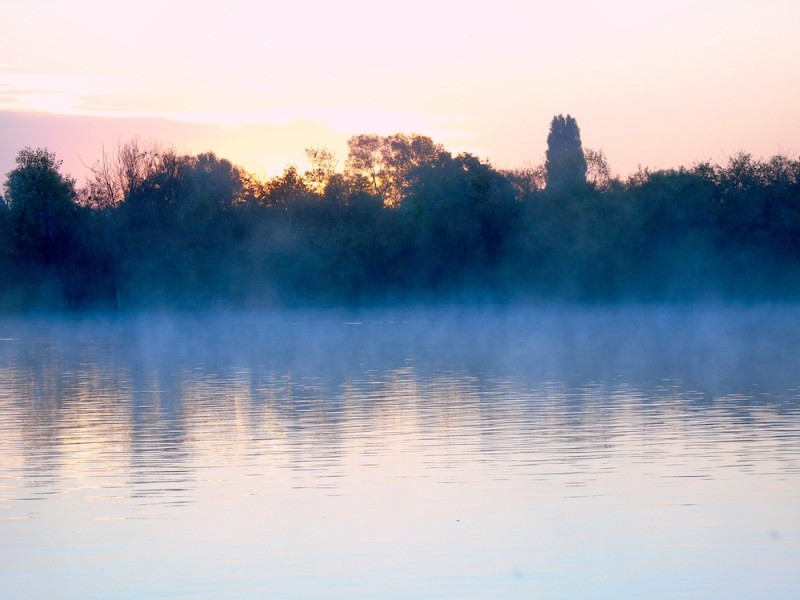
(2, 0, 798, 184)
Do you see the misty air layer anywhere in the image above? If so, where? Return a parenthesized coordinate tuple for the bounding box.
(1, 115, 798, 310)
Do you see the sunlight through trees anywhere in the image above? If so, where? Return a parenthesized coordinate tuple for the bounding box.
(1, 117, 799, 309)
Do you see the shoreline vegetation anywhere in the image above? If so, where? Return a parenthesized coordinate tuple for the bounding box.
(1, 115, 798, 311)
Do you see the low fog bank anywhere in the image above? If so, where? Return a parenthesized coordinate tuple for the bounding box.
(1, 302, 798, 403)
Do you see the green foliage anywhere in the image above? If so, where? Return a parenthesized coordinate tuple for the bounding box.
(0, 136, 798, 310)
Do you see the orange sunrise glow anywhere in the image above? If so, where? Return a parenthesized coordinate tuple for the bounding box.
(1, 0, 798, 181)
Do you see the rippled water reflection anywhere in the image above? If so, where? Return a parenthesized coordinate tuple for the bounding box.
(1, 305, 798, 598)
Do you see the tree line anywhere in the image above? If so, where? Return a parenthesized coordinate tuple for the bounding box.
(1, 115, 799, 310)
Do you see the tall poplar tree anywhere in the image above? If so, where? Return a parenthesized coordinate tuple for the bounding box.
(545, 114, 588, 189)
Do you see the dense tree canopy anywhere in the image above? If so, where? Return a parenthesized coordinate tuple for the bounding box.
(0, 118, 798, 310)
(545, 114, 587, 190)
(345, 133, 449, 207)
(3, 147, 78, 267)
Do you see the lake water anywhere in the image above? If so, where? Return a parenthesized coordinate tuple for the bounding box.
(1, 305, 798, 599)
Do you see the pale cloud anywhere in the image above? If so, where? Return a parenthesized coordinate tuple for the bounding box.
(0, 73, 136, 115)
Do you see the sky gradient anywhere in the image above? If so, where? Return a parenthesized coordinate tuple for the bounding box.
(1, 0, 798, 183)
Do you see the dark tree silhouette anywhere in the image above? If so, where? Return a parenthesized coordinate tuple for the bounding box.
(3, 147, 78, 266)
(0, 130, 798, 310)
(304, 147, 337, 195)
(404, 153, 518, 270)
(345, 133, 448, 206)
(545, 114, 587, 189)
(81, 139, 170, 209)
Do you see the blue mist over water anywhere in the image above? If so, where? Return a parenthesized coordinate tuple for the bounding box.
(0, 304, 798, 599)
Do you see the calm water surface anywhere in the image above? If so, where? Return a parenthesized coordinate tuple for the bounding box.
(1, 305, 798, 599)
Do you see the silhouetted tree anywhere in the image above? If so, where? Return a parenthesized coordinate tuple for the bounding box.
(175, 152, 246, 299)
(0, 191, 12, 288)
(3, 147, 78, 267)
(1, 128, 799, 309)
(622, 167, 719, 297)
(402, 152, 519, 289)
(82, 139, 169, 209)
(109, 149, 255, 304)
(502, 164, 546, 202)
(304, 147, 337, 195)
(545, 114, 587, 189)
(345, 133, 449, 206)
(584, 147, 616, 190)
